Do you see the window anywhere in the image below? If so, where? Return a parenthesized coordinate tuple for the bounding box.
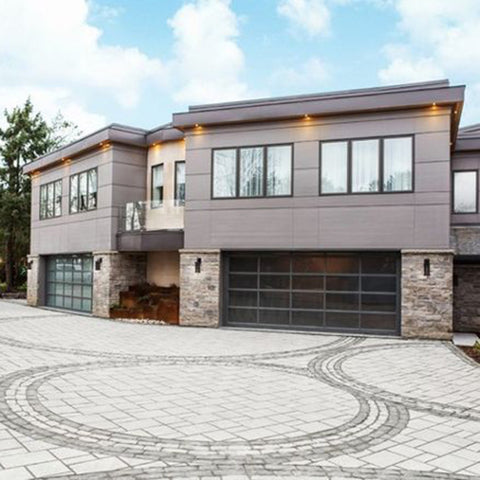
(383, 137, 413, 192)
(240, 148, 263, 197)
(40, 179, 62, 219)
(453, 171, 478, 213)
(213, 149, 237, 198)
(352, 139, 379, 192)
(267, 145, 292, 196)
(321, 142, 348, 193)
(175, 161, 186, 206)
(151, 164, 164, 207)
(212, 144, 292, 198)
(320, 136, 413, 195)
(69, 168, 97, 213)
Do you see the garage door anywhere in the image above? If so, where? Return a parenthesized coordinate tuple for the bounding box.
(224, 252, 400, 335)
(46, 255, 93, 313)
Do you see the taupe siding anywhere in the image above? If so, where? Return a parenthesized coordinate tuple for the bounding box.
(30, 145, 147, 255)
(184, 108, 452, 250)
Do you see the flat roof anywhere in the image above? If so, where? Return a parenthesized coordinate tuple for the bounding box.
(172, 80, 464, 132)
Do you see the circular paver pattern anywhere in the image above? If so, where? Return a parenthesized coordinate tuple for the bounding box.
(0, 356, 408, 462)
(40, 363, 357, 442)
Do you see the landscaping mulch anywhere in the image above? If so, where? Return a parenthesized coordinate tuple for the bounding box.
(460, 346, 480, 364)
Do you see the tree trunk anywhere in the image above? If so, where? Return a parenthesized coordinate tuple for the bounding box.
(4, 233, 14, 292)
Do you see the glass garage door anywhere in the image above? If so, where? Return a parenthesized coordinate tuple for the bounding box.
(46, 255, 93, 313)
(224, 252, 400, 335)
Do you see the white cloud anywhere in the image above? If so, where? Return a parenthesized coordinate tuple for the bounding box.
(167, 0, 249, 104)
(0, 86, 106, 133)
(378, 0, 480, 123)
(271, 57, 329, 89)
(277, 0, 331, 37)
(0, 0, 166, 131)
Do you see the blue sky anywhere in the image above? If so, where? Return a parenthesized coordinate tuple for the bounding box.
(1, 0, 479, 133)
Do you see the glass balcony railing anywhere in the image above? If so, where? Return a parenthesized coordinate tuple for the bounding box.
(119, 200, 184, 232)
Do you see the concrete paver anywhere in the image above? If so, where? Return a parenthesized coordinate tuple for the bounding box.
(0, 300, 479, 479)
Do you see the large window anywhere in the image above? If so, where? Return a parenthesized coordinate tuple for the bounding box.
(175, 161, 186, 206)
(151, 164, 164, 207)
(70, 168, 97, 214)
(212, 144, 292, 198)
(320, 136, 413, 195)
(453, 170, 478, 213)
(40, 180, 62, 219)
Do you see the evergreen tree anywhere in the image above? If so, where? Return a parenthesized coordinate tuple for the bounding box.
(0, 99, 78, 290)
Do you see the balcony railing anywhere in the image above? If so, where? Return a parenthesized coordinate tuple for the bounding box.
(119, 200, 184, 233)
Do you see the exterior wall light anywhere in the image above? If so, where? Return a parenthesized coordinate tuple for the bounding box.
(95, 258, 103, 271)
(424, 258, 430, 277)
(195, 257, 202, 273)
(27, 260, 33, 270)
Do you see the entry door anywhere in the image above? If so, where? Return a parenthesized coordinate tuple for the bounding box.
(46, 255, 93, 312)
(224, 252, 400, 335)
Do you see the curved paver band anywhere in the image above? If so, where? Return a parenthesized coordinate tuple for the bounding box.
(0, 352, 409, 463)
(309, 342, 480, 422)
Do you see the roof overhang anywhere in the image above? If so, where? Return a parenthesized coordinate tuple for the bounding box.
(455, 124, 480, 152)
(172, 81, 465, 144)
(23, 124, 147, 175)
(146, 125, 184, 145)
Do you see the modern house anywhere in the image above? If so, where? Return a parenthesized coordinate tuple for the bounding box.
(23, 80, 480, 339)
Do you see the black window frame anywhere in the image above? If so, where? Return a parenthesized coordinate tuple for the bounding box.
(69, 168, 98, 214)
(174, 160, 186, 206)
(151, 163, 164, 209)
(452, 169, 479, 214)
(319, 135, 414, 196)
(40, 179, 63, 220)
(211, 143, 294, 199)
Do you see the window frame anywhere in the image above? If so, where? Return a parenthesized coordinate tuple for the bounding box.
(211, 143, 294, 199)
(151, 163, 164, 209)
(452, 169, 479, 214)
(174, 160, 186, 206)
(69, 168, 98, 215)
(319, 135, 415, 196)
(39, 179, 63, 220)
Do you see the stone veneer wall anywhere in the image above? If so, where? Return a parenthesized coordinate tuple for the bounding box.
(450, 226, 480, 255)
(26, 254, 42, 306)
(401, 250, 453, 340)
(92, 251, 147, 317)
(453, 264, 480, 333)
(179, 250, 221, 327)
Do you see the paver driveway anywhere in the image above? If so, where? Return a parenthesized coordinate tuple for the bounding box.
(0, 300, 479, 479)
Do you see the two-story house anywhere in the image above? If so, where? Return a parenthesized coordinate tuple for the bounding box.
(23, 79, 480, 339)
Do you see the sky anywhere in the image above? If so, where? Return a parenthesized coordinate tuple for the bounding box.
(0, 0, 479, 134)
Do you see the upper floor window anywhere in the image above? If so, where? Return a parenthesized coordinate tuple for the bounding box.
(453, 170, 478, 214)
(40, 180, 62, 220)
(175, 161, 186, 206)
(212, 144, 292, 199)
(70, 168, 97, 214)
(320, 136, 413, 195)
(152, 164, 164, 208)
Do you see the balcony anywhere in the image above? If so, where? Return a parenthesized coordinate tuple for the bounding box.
(117, 200, 184, 252)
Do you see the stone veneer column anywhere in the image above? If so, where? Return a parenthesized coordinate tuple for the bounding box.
(92, 251, 147, 318)
(401, 250, 454, 340)
(27, 254, 44, 306)
(179, 249, 221, 327)
(453, 264, 480, 333)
